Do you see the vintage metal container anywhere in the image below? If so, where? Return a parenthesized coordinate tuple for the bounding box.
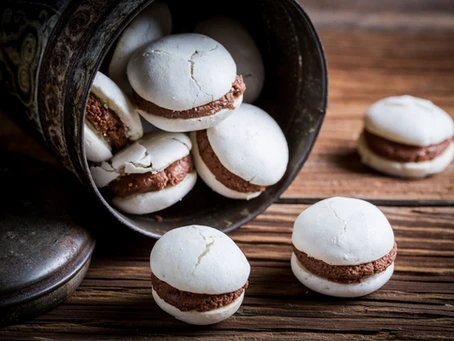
(0, 0, 327, 238)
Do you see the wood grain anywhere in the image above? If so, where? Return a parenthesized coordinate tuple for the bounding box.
(1, 204, 453, 340)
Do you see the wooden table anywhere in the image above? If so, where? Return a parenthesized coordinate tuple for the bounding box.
(1, 5, 454, 340)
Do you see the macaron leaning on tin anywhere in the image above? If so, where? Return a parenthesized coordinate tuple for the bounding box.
(191, 103, 289, 200)
(127, 33, 246, 132)
(357, 95, 454, 178)
(291, 197, 397, 297)
(90, 132, 196, 215)
(84, 72, 143, 163)
(150, 225, 250, 325)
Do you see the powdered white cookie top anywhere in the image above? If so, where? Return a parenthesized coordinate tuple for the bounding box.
(365, 95, 454, 147)
(150, 225, 250, 295)
(292, 197, 394, 265)
(109, 0, 172, 94)
(207, 103, 288, 186)
(127, 33, 236, 111)
(90, 132, 191, 188)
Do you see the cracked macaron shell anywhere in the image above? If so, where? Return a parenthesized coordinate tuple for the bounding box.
(292, 197, 395, 266)
(108, 0, 172, 95)
(150, 225, 250, 295)
(127, 33, 236, 111)
(195, 16, 264, 104)
(365, 95, 454, 147)
(90, 132, 192, 188)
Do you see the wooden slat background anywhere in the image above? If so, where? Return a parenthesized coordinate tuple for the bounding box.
(1, 1, 454, 340)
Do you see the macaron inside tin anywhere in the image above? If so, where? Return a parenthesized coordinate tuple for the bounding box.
(291, 197, 397, 298)
(84, 72, 143, 163)
(150, 225, 250, 325)
(357, 95, 454, 178)
(191, 103, 289, 200)
(127, 33, 246, 132)
(90, 132, 196, 215)
(195, 16, 265, 103)
(108, 0, 172, 95)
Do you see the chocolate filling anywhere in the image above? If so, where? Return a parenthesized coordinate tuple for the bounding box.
(85, 93, 129, 151)
(196, 130, 266, 193)
(108, 155, 193, 198)
(364, 130, 451, 162)
(293, 243, 397, 284)
(133, 75, 246, 119)
(151, 272, 248, 312)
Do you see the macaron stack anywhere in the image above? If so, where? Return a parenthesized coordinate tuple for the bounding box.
(85, 3, 289, 216)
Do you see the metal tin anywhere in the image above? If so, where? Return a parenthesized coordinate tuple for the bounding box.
(0, 0, 327, 237)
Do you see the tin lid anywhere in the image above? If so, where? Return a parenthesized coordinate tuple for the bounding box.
(0, 152, 96, 325)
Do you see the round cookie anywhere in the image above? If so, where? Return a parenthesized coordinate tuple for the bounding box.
(84, 72, 143, 163)
(127, 33, 245, 132)
(358, 95, 454, 178)
(150, 225, 250, 325)
(90, 132, 196, 215)
(291, 197, 397, 298)
(191, 103, 288, 200)
(195, 16, 264, 103)
(108, 0, 172, 95)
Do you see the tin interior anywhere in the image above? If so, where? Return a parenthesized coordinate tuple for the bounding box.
(88, 0, 327, 238)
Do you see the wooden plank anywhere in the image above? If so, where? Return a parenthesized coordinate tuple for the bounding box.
(2, 204, 452, 340)
(300, 0, 454, 31)
(283, 31, 454, 203)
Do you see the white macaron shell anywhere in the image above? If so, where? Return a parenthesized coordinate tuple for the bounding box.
(150, 225, 250, 295)
(89, 132, 192, 187)
(108, 0, 172, 94)
(112, 170, 197, 215)
(90, 72, 143, 140)
(207, 103, 288, 186)
(127, 33, 237, 111)
(137, 95, 243, 133)
(190, 131, 261, 200)
(152, 289, 244, 325)
(291, 253, 394, 298)
(83, 123, 113, 163)
(292, 197, 394, 265)
(365, 95, 454, 146)
(357, 134, 454, 178)
(195, 16, 264, 103)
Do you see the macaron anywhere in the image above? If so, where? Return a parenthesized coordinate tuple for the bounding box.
(357, 95, 454, 178)
(195, 16, 264, 103)
(150, 225, 250, 325)
(291, 197, 397, 298)
(127, 33, 245, 132)
(108, 0, 172, 95)
(191, 103, 288, 200)
(90, 132, 196, 215)
(84, 72, 143, 163)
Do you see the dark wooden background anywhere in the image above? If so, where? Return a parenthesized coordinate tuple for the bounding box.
(1, 0, 454, 340)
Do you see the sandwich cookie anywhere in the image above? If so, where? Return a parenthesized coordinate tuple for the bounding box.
(108, 0, 172, 95)
(127, 33, 246, 132)
(291, 197, 397, 298)
(150, 225, 250, 325)
(357, 95, 454, 178)
(84, 72, 143, 163)
(195, 16, 265, 103)
(90, 132, 196, 215)
(191, 103, 288, 200)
